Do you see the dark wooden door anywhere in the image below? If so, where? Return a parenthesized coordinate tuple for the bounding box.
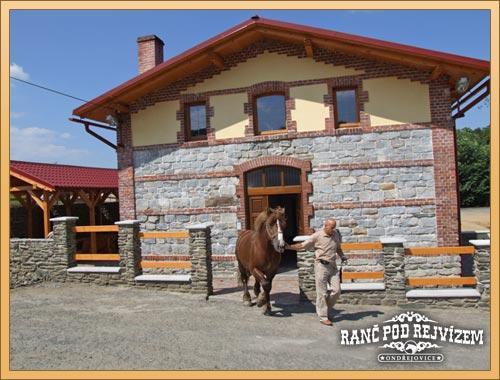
(248, 195, 268, 231)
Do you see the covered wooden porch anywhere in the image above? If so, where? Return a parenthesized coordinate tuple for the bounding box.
(10, 161, 119, 253)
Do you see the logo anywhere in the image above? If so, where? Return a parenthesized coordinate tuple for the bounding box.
(340, 311, 484, 363)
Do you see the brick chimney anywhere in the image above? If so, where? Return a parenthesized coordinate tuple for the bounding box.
(137, 35, 164, 74)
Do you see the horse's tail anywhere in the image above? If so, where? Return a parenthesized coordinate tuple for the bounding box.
(235, 230, 249, 286)
(236, 266, 243, 286)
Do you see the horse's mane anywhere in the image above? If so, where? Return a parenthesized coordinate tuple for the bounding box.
(253, 210, 269, 232)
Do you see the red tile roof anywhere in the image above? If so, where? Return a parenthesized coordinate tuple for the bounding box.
(10, 160, 118, 190)
(73, 16, 489, 121)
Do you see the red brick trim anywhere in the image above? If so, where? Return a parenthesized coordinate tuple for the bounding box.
(117, 113, 136, 220)
(314, 159, 434, 171)
(141, 206, 238, 216)
(234, 156, 313, 233)
(134, 159, 434, 183)
(130, 38, 434, 113)
(314, 198, 435, 210)
(429, 78, 459, 246)
(131, 122, 433, 152)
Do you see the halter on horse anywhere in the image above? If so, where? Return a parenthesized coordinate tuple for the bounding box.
(235, 207, 286, 315)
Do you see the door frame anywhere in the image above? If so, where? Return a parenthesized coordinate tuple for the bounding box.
(234, 156, 313, 233)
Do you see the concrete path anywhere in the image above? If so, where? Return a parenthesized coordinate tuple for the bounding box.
(10, 282, 490, 370)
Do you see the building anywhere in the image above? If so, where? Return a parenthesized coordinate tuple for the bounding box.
(10, 161, 118, 251)
(72, 17, 489, 272)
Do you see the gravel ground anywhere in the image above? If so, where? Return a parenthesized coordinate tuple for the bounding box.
(461, 207, 490, 231)
(10, 283, 490, 371)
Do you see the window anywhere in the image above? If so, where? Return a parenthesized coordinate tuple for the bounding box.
(185, 103, 207, 140)
(246, 166, 300, 188)
(254, 94, 286, 134)
(334, 88, 359, 127)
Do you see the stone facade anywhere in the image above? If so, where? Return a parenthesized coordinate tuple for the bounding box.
(296, 238, 490, 309)
(133, 130, 438, 270)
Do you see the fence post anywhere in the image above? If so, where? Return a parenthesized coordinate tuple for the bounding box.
(294, 236, 316, 302)
(50, 216, 78, 280)
(115, 220, 141, 285)
(380, 237, 406, 306)
(470, 239, 490, 308)
(187, 222, 213, 299)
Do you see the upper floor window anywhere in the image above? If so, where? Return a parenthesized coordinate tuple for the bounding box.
(185, 103, 207, 141)
(334, 88, 359, 127)
(254, 94, 286, 134)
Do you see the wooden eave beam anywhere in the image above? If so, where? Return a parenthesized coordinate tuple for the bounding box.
(208, 51, 225, 69)
(110, 102, 129, 113)
(430, 65, 443, 80)
(10, 171, 54, 192)
(304, 38, 314, 57)
(10, 185, 36, 192)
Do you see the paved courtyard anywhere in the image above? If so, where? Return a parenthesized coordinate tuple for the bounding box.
(10, 280, 490, 371)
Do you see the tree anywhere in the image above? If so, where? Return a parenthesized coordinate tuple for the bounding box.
(457, 126, 490, 207)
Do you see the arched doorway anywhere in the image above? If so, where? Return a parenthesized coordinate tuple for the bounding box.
(245, 165, 302, 270)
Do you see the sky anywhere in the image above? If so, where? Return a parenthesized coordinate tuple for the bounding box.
(9, 9, 491, 169)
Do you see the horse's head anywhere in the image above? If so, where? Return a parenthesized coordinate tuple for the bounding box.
(264, 207, 287, 253)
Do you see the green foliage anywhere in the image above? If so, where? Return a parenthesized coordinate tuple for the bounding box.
(457, 126, 490, 207)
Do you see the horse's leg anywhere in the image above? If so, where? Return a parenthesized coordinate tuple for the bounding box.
(251, 268, 269, 308)
(238, 261, 252, 306)
(253, 280, 261, 298)
(262, 272, 277, 316)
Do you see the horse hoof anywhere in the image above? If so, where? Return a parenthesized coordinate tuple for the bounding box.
(256, 298, 266, 307)
(243, 300, 252, 307)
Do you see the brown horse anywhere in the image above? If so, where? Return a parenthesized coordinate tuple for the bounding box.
(235, 207, 286, 315)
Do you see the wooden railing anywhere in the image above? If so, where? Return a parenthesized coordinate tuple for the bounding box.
(139, 230, 190, 270)
(341, 242, 383, 251)
(405, 245, 476, 287)
(405, 246, 475, 256)
(73, 225, 119, 262)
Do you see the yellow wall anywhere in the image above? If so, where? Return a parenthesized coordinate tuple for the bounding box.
(210, 93, 248, 139)
(182, 52, 363, 94)
(290, 84, 330, 132)
(363, 77, 431, 126)
(131, 100, 179, 147)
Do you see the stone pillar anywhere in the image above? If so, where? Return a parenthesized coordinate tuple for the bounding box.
(187, 222, 213, 299)
(295, 236, 316, 302)
(50, 216, 78, 281)
(471, 239, 490, 308)
(115, 220, 141, 285)
(380, 237, 406, 306)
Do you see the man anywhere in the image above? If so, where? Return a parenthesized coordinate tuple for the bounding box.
(286, 218, 348, 326)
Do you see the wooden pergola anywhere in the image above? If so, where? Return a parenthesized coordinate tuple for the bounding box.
(10, 161, 118, 253)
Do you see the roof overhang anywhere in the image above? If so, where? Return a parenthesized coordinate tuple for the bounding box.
(73, 17, 490, 122)
(10, 168, 55, 192)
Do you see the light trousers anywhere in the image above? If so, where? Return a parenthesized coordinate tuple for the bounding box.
(314, 261, 341, 319)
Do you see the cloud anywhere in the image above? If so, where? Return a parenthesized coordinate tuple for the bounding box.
(10, 63, 30, 81)
(60, 132, 71, 139)
(10, 126, 89, 164)
(11, 111, 26, 119)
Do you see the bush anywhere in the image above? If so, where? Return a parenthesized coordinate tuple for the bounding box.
(457, 126, 490, 207)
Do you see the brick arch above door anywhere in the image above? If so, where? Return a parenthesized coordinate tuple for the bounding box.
(234, 156, 313, 233)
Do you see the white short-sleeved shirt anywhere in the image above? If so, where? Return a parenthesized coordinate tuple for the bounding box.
(302, 229, 342, 263)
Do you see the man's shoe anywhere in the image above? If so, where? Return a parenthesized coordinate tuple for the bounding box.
(320, 319, 333, 326)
